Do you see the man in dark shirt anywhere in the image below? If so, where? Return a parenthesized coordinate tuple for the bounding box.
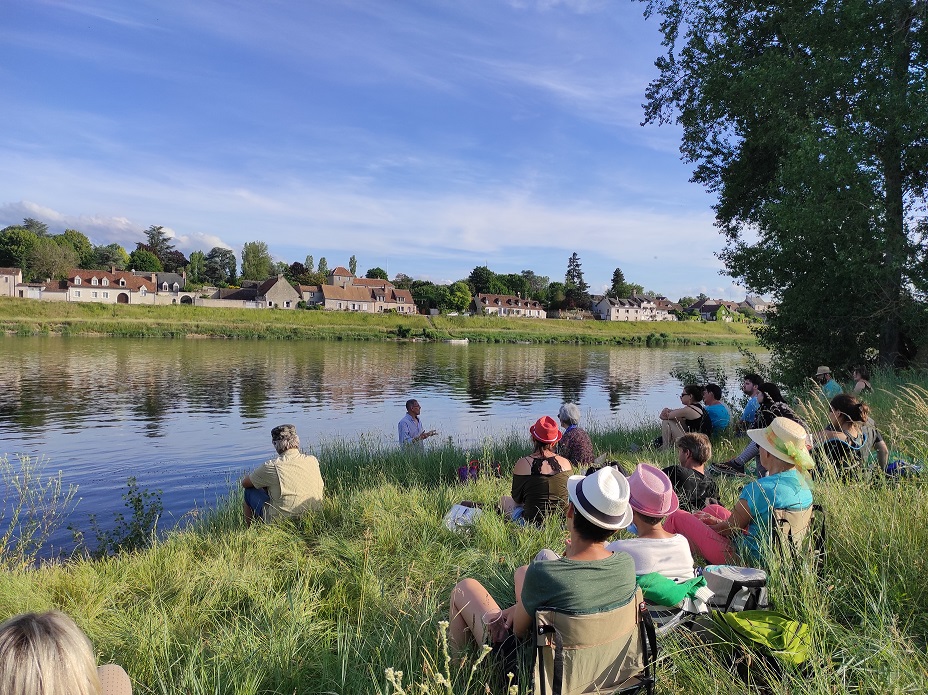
(663, 433, 718, 511)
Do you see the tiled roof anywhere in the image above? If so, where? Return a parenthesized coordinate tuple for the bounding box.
(215, 287, 258, 301)
(0, 267, 22, 275)
(475, 293, 542, 309)
(67, 269, 155, 292)
(330, 266, 352, 276)
(321, 285, 373, 302)
(352, 278, 393, 288)
(298, 285, 321, 293)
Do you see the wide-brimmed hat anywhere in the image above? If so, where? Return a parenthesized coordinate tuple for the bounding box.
(814, 366, 832, 377)
(747, 417, 814, 471)
(530, 415, 562, 444)
(567, 467, 633, 531)
(627, 463, 679, 517)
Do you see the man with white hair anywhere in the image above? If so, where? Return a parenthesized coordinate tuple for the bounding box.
(241, 424, 324, 525)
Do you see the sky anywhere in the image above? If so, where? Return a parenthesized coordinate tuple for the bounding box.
(0, 0, 750, 301)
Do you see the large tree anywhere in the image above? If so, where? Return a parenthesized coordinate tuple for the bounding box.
(204, 247, 237, 285)
(27, 236, 78, 281)
(55, 229, 94, 268)
(348, 255, 357, 276)
(187, 250, 206, 284)
(141, 225, 175, 260)
(365, 267, 388, 280)
(22, 218, 49, 236)
(0, 226, 39, 271)
(640, 0, 928, 375)
(240, 241, 273, 281)
(608, 267, 631, 299)
(563, 252, 590, 309)
(127, 248, 163, 272)
(91, 243, 129, 271)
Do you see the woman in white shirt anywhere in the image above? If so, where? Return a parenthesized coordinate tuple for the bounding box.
(607, 463, 695, 582)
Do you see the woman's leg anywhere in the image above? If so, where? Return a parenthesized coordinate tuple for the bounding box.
(664, 508, 735, 565)
(660, 419, 687, 450)
(449, 578, 502, 651)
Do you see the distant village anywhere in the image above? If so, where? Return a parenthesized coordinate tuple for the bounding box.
(0, 264, 773, 323)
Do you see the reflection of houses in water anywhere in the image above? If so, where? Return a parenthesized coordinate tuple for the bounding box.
(603, 349, 677, 411)
(465, 347, 581, 408)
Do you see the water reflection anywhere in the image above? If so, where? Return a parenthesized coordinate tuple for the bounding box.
(0, 336, 757, 538)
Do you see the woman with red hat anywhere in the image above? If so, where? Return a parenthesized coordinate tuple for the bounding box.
(499, 416, 574, 525)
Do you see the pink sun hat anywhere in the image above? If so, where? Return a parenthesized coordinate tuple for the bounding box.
(626, 463, 679, 517)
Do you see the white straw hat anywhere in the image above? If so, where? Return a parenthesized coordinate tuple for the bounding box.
(566, 467, 633, 531)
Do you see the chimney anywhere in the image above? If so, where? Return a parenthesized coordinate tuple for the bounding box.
(110, 265, 116, 274)
(151, 273, 157, 283)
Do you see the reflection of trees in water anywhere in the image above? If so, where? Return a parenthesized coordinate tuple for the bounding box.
(238, 364, 272, 419)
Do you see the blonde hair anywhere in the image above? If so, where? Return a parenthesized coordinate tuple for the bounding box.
(0, 611, 102, 695)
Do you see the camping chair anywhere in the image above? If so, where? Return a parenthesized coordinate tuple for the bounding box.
(534, 588, 657, 695)
(771, 505, 826, 574)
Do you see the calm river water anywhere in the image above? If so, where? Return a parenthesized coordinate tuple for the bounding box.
(0, 337, 756, 552)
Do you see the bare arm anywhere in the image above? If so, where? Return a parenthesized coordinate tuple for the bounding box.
(875, 439, 889, 468)
(499, 565, 533, 639)
(241, 475, 254, 489)
(710, 499, 753, 536)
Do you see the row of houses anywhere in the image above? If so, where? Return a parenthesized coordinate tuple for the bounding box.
(1, 264, 773, 320)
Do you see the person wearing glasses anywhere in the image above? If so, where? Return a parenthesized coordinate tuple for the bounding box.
(655, 384, 711, 450)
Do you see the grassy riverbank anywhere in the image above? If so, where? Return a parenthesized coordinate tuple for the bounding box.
(0, 297, 757, 345)
(2, 376, 927, 693)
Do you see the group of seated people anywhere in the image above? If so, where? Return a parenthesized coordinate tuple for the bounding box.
(450, 412, 817, 666)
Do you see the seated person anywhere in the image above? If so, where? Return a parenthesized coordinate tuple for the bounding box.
(556, 402, 595, 467)
(713, 382, 809, 477)
(701, 384, 731, 431)
(664, 433, 719, 512)
(607, 463, 696, 581)
(811, 394, 889, 472)
(241, 424, 324, 525)
(852, 366, 872, 395)
(449, 466, 637, 652)
(657, 384, 711, 450)
(499, 416, 573, 524)
(0, 610, 132, 695)
(663, 417, 814, 565)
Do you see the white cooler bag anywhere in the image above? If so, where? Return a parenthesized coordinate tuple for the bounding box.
(701, 565, 769, 612)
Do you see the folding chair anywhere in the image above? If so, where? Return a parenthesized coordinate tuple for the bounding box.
(771, 504, 826, 574)
(534, 588, 657, 695)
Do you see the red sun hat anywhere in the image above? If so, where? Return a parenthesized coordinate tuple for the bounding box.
(530, 415, 563, 444)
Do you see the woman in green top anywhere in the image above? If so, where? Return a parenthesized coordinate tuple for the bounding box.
(499, 416, 573, 524)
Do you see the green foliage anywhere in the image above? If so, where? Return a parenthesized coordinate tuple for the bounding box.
(317, 256, 329, 276)
(26, 236, 78, 281)
(22, 217, 49, 236)
(75, 477, 163, 558)
(563, 252, 590, 309)
(56, 229, 95, 268)
(142, 225, 175, 261)
(447, 281, 472, 313)
(240, 241, 273, 281)
(0, 454, 78, 569)
(127, 248, 163, 272)
(204, 247, 236, 285)
(0, 226, 39, 270)
(90, 243, 129, 271)
(305, 254, 314, 272)
(348, 254, 357, 276)
(640, 0, 928, 376)
(187, 250, 205, 284)
(366, 266, 388, 280)
(608, 267, 631, 299)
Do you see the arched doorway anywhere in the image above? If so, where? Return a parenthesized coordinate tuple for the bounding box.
(117, 293, 129, 304)
(181, 295, 193, 305)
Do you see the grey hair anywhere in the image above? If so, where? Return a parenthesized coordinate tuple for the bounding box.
(558, 403, 581, 426)
(271, 424, 300, 454)
(0, 611, 102, 695)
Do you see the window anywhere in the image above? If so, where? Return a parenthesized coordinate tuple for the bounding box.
(74, 277, 81, 285)
(284, 301, 291, 308)
(91, 277, 98, 285)
(102, 278, 109, 286)
(120, 279, 126, 286)
(172, 283, 179, 291)
(74, 290, 81, 297)
(92, 291, 98, 298)
(140, 288, 146, 296)
(103, 292, 109, 298)
(162, 283, 168, 291)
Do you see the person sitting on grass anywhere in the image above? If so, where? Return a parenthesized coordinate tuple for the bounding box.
(664, 433, 719, 512)
(811, 393, 889, 473)
(662, 417, 814, 566)
(656, 384, 711, 450)
(449, 467, 637, 653)
(852, 366, 872, 395)
(499, 416, 573, 525)
(606, 463, 696, 581)
(241, 424, 324, 526)
(0, 610, 132, 695)
(556, 402, 595, 467)
(713, 382, 809, 478)
(701, 384, 731, 431)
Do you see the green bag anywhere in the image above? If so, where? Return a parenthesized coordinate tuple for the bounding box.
(705, 609, 810, 667)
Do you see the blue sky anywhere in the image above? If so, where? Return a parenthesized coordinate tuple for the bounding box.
(1, 0, 748, 301)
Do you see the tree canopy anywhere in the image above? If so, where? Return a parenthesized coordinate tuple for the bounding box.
(241, 241, 273, 281)
(640, 0, 928, 376)
(204, 247, 237, 286)
(128, 248, 163, 272)
(365, 267, 388, 280)
(563, 252, 590, 309)
(608, 267, 631, 299)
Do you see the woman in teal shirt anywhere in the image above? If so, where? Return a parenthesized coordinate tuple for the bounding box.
(664, 417, 814, 564)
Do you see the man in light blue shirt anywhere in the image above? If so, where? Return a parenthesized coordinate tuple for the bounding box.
(398, 399, 437, 445)
(738, 373, 763, 431)
(815, 366, 843, 400)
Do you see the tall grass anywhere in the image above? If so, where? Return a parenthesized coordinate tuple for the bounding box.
(1, 374, 927, 693)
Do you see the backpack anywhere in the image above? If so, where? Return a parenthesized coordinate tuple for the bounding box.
(701, 566, 769, 612)
(698, 609, 811, 668)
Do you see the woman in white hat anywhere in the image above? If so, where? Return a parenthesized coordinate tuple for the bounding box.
(663, 417, 814, 565)
(449, 466, 637, 651)
(606, 463, 696, 582)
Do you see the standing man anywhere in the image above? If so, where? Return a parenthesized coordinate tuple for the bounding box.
(398, 399, 437, 445)
(815, 366, 843, 400)
(701, 384, 731, 431)
(241, 424, 324, 526)
(737, 373, 763, 432)
(665, 433, 719, 511)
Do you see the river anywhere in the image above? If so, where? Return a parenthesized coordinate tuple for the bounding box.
(0, 336, 756, 553)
